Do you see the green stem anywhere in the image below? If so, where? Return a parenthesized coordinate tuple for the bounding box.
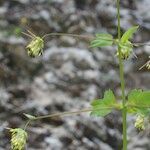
(117, 0, 127, 149)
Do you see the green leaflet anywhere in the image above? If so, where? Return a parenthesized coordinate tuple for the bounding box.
(90, 33, 113, 48)
(121, 26, 139, 43)
(127, 89, 150, 115)
(91, 90, 116, 117)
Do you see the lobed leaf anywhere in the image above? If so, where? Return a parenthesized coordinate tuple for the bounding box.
(91, 90, 116, 117)
(121, 26, 139, 43)
(127, 89, 150, 115)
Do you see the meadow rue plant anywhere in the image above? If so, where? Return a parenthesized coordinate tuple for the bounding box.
(9, 0, 150, 150)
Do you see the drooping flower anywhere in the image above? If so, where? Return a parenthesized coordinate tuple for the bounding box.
(134, 114, 145, 130)
(23, 30, 44, 57)
(10, 128, 27, 150)
(26, 36, 44, 57)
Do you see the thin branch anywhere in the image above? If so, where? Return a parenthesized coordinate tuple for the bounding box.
(27, 30, 36, 38)
(34, 108, 92, 120)
(42, 33, 94, 40)
(24, 120, 31, 131)
(33, 106, 116, 120)
(139, 60, 150, 70)
(133, 42, 150, 47)
(22, 32, 33, 39)
(132, 51, 138, 59)
(22, 104, 150, 129)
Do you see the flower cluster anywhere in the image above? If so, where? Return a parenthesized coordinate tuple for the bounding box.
(116, 40, 133, 59)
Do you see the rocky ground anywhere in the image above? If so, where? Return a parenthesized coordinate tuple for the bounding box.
(0, 0, 150, 149)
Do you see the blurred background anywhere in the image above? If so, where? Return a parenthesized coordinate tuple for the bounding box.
(0, 0, 150, 149)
